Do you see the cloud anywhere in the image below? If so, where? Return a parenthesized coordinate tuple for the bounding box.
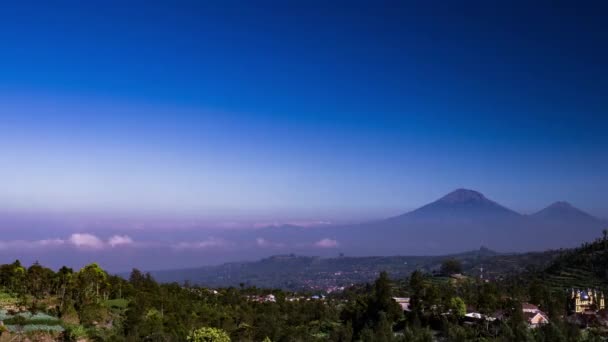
(252, 220, 333, 228)
(69, 233, 105, 249)
(0, 239, 65, 250)
(314, 238, 339, 248)
(0, 233, 236, 252)
(256, 238, 271, 247)
(36, 239, 66, 247)
(108, 235, 134, 247)
(172, 237, 232, 250)
(256, 238, 285, 248)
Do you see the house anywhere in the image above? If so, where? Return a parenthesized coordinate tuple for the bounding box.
(569, 288, 605, 314)
(522, 303, 549, 328)
(525, 311, 549, 328)
(450, 273, 467, 280)
(464, 311, 496, 322)
(246, 294, 277, 303)
(392, 297, 411, 312)
(522, 303, 540, 313)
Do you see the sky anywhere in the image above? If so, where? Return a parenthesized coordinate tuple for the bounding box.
(0, 1, 607, 270)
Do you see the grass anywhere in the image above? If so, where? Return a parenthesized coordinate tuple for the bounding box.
(0, 292, 19, 306)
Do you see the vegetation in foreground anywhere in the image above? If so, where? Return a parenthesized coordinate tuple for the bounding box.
(1, 234, 608, 341)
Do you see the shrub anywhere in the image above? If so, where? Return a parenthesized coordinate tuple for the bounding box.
(187, 327, 231, 342)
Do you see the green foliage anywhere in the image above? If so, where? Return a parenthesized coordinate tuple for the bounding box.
(106, 298, 129, 309)
(0, 234, 605, 341)
(440, 258, 463, 275)
(187, 327, 231, 342)
(449, 296, 466, 317)
(63, 324, 88, 341)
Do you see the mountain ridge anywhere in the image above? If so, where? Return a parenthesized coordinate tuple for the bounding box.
(218, 189, 605, 261)
(390, 188, 522, 222)
(531, 201, 601, 223)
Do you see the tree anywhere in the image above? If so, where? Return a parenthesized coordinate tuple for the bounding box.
(373, 312, 393, 342)
(370, 271, 401, 322)
(76, 263, 107, 305)
(409, 270, 427, 314)
(8, 260, 26, 295)
(27, 262, 53, 300)
(55, 266, 73, 310)
(448, 297, 466, 318)
(409, 270, 425, 292)
(187, 327, 231, 342)
(440, 259, 462, 275)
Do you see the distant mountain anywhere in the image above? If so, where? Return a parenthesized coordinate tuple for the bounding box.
(393, 189, 521, 222)
(531, 201, 601, 223)
(352, 189, 602, 254)
(196, 189, 606, 262)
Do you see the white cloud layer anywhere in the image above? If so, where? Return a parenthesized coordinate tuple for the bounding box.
(108, 235, 134, 247)
(0, 234, 241, 252)
(69, 233, 105, 249)
(314, 238, 339, 248)
(0, 239, 65, 250)
(172, 237, 231, 250)
(255, 238, 285, 248)
(0, 233, 136, 250)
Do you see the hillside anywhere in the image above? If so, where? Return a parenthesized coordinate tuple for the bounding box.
(149, 247, 561, 290)
(536, 236, 608, 291)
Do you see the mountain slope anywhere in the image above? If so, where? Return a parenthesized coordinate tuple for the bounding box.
(531, 201, 601, 223)
(393, 189, 521, 222)
(218, 189, 606, 259)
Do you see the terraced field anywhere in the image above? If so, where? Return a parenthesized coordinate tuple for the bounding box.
(543, 266, 604, 291)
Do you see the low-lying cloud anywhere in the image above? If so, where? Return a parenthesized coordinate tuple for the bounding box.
(69, 233, 105, 249)
(0, 233, 137, 251)
(108, 235, 134, 247)
(172, 237, 232, 250)
(255, 238, 286, 248)
(314, 238, 339, 248)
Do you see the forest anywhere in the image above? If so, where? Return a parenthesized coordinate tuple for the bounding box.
(0, 235, 608, 341)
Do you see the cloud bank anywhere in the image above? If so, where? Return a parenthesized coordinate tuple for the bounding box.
(314, 238, 339, 248)
(0, 233, 137, 251)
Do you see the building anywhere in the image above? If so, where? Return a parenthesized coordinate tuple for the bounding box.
(464, 311, 496, 322)
(392, 297, 411, 312)
(522, 303, 549, 328)
(569, 289, 605, 314)
(526, 312, 550, 328)
(246, 294, 276, 303)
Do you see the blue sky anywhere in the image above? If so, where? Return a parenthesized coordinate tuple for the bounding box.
(1, 0, 607, 225)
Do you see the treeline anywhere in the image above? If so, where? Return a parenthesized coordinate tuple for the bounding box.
(0, 236, 607, 341)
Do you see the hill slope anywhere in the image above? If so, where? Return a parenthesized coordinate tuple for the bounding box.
(149, 247, 561, 290)
(538, 236, 608, 291)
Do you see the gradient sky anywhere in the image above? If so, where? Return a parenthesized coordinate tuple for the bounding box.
(1, 0, 607, 225)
